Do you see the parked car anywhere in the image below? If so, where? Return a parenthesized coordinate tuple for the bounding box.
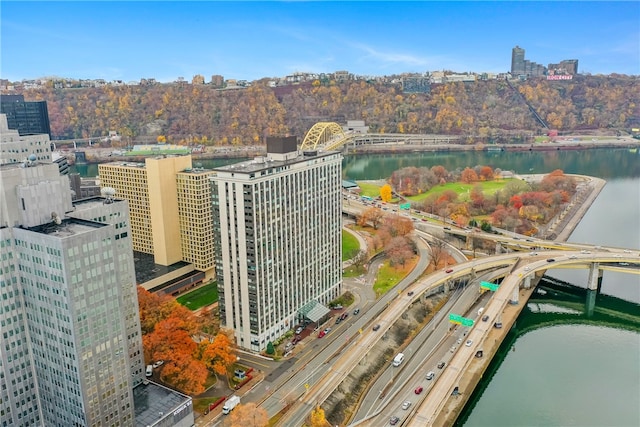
(295, 326, 303, 335)
(335, 317, 342, 324)
(152, 360, 164, 369)
(318, 330, 326, 338)
(340, 312, 349, 320)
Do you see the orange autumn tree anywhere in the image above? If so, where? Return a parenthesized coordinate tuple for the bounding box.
(138, 287, 213, 395)
(224, 402, 268, 427)
(198, 329, 238, 376)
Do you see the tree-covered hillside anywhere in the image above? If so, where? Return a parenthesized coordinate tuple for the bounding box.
(19, 74, 639, 145)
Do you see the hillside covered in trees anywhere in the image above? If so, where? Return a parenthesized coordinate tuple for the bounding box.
(18, 74, 639, 145)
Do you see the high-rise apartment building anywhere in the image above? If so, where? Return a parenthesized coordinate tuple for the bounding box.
(0, 94, 51, 136)
(0, 158, 193, 426)
(210, 137, 343, 351)
(511, 45, 525, 76)
(98, 155, 217, 279)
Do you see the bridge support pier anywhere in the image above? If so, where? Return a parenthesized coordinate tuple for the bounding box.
(585, 289, 597, 317)
(509, 285, 519, 305)
(587, 262, 603, 293)
(523, 275, 532, 289)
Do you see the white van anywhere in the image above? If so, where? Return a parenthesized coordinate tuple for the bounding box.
(145, 365, 153, 377)
(392, 353, 405, 367)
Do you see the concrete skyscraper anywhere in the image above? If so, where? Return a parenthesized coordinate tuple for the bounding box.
(511, 45, 526, 76)
(210, 137, 343, 351)
(1, 134, 193, 425)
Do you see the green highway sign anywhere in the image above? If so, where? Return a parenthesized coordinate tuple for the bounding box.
(480, 281, 500, 292)
(449, 313, 463, 324)
(449, 313, 474, 327)
(461, 318, 475, 327)
(399, 203, 411, 210)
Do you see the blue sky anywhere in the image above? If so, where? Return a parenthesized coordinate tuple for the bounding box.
(2, 1, 638, 82)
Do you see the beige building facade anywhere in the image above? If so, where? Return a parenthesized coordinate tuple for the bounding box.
(98, 155, 216, 279)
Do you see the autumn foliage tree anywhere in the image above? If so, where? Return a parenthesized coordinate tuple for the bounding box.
(224, 402, 268, 427)
(380, 184, 393, 202)
(309, 405, 329, 427)
(137, 287, 237, 396)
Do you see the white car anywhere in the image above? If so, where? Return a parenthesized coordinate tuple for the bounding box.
(402, 400, 411, 410)
(152, 360, 164, 369)
(465, 339, 473, 347)
(569, 255, 578, 259)
(426, 371, 435, 380)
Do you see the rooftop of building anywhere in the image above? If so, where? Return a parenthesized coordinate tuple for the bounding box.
(72, 196, 127, 211)
(211, 149, 339, 175)
(29, 217, 107, 237)
(133, 251, 190, 285)
(133, 381, 191, 427)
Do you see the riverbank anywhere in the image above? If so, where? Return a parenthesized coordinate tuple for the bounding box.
(62, 136, 639, 165)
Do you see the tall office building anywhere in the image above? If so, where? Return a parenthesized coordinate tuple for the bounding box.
(0, 158, 193, 426)
(98, 155, 217, 280)
(210, 137, 343, 351)
(0, 158, 145, 426)
(511, 45, 525, 76)
(0, 94, 51, 136)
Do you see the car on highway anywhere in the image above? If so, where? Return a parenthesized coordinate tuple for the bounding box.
(437, 361, 446, 369)
(353, 308, 360, 315)
(407, 291, 414, 296)
(426, 371, 435, 380)
(443, 226, 451, 230)
(456, 338, 462, 345)
(414, 386, 424, 395)
(546, 258, 556, 262)
(465, 339, 473, 347)
(623, 249, 632, 253)
(389, 416, 400, 425)
(482, 315, 489, 322)
(372, 324, 381, 331)
(529, 252, 538, 256)
(581, 250, 591, 254)
(569, 255, 578, 259)
(445, 268, 454, 273)
(340, 312, 349, 320)
(402, 401, 411, 410)
(450, 346, 456, 353)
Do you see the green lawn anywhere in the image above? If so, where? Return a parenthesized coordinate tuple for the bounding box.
(406, 178, 515, 203)
(357, 181, 382, 198)
(373, 261, 406, 297)
(176, 281, 218, 310)
(342, 229, 360, 261)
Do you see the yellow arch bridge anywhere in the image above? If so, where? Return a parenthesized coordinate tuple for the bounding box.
(300, 121, 460, 151)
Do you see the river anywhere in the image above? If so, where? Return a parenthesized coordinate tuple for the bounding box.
(73, 148, 640, 426)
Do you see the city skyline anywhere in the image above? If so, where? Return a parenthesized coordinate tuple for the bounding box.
(2, 1, 639, 83)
